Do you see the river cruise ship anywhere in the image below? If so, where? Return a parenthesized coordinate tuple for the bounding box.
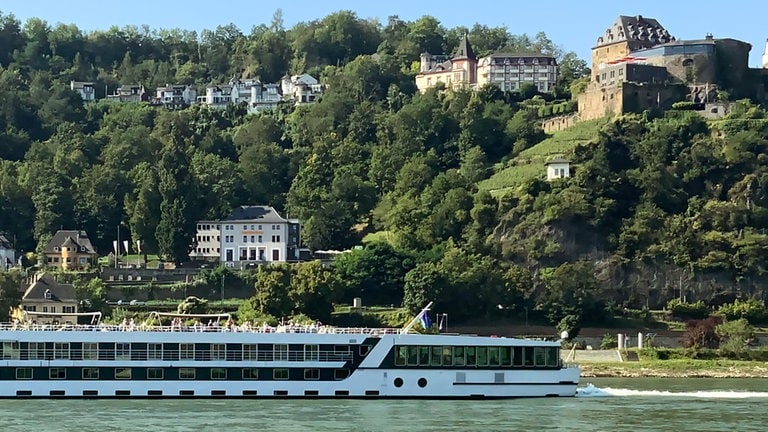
(0, 305, 580, 399)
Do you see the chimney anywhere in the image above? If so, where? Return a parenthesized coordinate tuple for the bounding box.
(705, 33, 714, 40)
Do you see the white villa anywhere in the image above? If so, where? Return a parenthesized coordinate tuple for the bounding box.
(199, 78, 282, 112)
(190, 206, 304, 268)
(280, 74, 325, 104)
(154, 84, 197, 107)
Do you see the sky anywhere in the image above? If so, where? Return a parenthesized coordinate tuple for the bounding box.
(2, 0, 767, 67)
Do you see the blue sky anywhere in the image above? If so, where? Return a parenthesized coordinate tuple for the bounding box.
(2, 0, 767, 67)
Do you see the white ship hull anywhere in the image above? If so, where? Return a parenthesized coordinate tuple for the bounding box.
(0, 367, 579, 398)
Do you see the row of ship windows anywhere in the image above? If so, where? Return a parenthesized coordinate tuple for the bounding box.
(394, 346, 560, 368)
(11, 367, 351, 381)
(1, 342, 363, 361)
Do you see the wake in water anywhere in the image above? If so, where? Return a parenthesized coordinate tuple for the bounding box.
(576, 383, 768, 399)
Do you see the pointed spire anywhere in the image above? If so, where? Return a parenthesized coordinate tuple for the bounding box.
(453, 33, 476, 61)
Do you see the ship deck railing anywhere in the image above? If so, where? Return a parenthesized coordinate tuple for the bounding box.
(0, 322, 406, 336)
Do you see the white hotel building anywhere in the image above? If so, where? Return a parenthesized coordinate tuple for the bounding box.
(190, 206, 303, 268)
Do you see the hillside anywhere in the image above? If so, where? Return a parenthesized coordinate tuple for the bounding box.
(479, 118, 609, 195)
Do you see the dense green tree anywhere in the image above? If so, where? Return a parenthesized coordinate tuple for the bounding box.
(155, 127, 199, 263)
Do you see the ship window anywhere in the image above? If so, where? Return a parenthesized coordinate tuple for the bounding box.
(334, 369, 350, 380)
(211, 368, 227, 380)
(148, 343, 162, 360)
(511, 347, 522, 367)
(304, 344, 319, 361)
(100, 343, 115, 360)
(273, 368, 289, 380)
(115, 343, 130, 360)
(53, 342, 69, 359)
(49, 367, 66, 379)
(2, 341, 19, 359)
(534, 347, 546, 367)
(407, 346, 418, 366)
(28, 342, 45, 360)
(83, 342, 99, 360)
(242, 368, 259, 380)
(476, 347, 488, 366)
(115, 368, 132, 379)
(418, 346, 430, 365)
(359, 344, 372, 357)
(243, 344, 258, 360)
(488, 347, 500, 366)
(148, 368, 164, 379)
(82, 368, 99, 379)
(179, 368, 196, 379)
(304, 368, 320, 380)
(442, 347, 453, 366)
(211, 344, 226, 360)
(430, 346, 442, 366)
(546, 347, 560, 367)
(334, 345, 350, 356)
(499, 347, 520, 366)
(180, 343, 194, 360)
(16, 367, 33, 379)
(465, 347, 477, 366)
(394, 346, 407, 366)
(453, 347, 466, 366)
(524, 347, 535, 366)
(273, 344, 288, 361)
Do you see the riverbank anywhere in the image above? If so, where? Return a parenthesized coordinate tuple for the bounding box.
(580, 360, 768, 378)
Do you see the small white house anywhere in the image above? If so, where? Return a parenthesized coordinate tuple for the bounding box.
(545, 157, 571, 180)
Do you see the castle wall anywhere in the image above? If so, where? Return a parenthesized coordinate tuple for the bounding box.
(578, 86, 625, 121)
(542, 114, 579, 133)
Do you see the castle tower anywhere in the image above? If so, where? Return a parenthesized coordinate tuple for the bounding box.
(451, 33, 477, 86)
(763, 39, 768, 69)
(419, 52, 433, 73)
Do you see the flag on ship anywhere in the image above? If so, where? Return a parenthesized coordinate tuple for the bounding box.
(420, 311, 432, 329)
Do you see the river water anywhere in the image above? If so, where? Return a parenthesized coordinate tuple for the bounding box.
(4, 378, 767, 432)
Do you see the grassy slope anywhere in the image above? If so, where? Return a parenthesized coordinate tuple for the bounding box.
(478, 118, 609, 196)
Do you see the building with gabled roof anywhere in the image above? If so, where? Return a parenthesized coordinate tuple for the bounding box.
(416, 34, 558, 94)
(591, 15, 674, 72)
(43, 230, 97, 269)
(190, 206, 304, 267)
(21, 273, 78, 325)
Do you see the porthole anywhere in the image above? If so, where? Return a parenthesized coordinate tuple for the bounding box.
(394, 377, 404, 388)
(418, 378, 427, 388)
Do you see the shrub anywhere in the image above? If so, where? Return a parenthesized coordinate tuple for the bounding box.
(717, 298, 767, 324)
(667, 298, 710, 320)
(600, 333, 618, 350)
(716, 318, 755, 354)
(681, 316, 722, 349)
(556, 314, 581, 339)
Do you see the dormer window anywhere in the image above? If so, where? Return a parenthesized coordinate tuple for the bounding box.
(54, 247, 59, 252)
(44, 289, 52, 300)
(81, 246, 86, 252)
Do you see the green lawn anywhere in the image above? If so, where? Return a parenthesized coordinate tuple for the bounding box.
(478, 118, 608, 193)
